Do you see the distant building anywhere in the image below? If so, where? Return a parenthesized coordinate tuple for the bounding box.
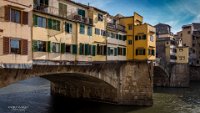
(176, 23, 200, 66)
(155, 23, 177, 64)
(176, 38, 189, 64)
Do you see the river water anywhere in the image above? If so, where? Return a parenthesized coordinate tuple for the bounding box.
(0, 77, 200, 113)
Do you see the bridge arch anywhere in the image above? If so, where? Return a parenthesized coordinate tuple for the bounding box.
(153, 66, 170, 87)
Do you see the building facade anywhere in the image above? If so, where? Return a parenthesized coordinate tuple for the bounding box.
(176, 38, 189, 64)
(155, 23, 177, 64)
(0, 0, 33, 68)
(0, 0, 156, 68)
(176, 23, 200, 66)
(120, 13, 156, 61)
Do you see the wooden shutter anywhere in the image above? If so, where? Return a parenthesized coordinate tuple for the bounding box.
(61, 43, 66, 53)
(3, 37, 10, 54)
(92, 45, 96, 56)
(4, 6, 10, 21)
(22, 12, 28, 25)
(33, 15, 38, 26)
(47, 41, 51, 52)
(72, 44, 77, 54)
(21, 39, 28, 55)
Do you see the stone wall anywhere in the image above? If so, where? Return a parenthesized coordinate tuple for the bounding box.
(170, 64, 189, 87)
(190, 66, 200, 81)
(0, 61, 153, 106)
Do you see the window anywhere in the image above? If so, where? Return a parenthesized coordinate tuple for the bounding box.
(123, 48, 126, 56)
(148, 49, 155, 56)
(123, 35, 127, 41)
(10, 39, 20, 54)
(128, 24, 132, 30)
(79, 43, 84, 55)
(136, 49, 145, 55)
(38, 16, 47, 28)
(65, 22, 72, 33)
(95, 28, 100, 35)
(114, 48, 118, 56)
(40, 0, 49, 6)
(188, 31, 191, 34)
(101, 30, 106, 36)
(150, 35, 154, 42)
(97, 44, 106, 55)
(66, 45, 71, 53)
(47, 19, 60, 31)
(80, 24, 85, 34)
(32, 40, 46, 52)
(59, 3, 67, 17)
(88, 26, 92, 36)
(72, 44, 77, 54)
(51, 43, 60, 53)
(111, 33, 115, 38)
(128, 40, 132, 45)
(193, 43, 195, 47)
(119, 35, 122, 40)
(78, 9, 85, 17)
(135, 35, 146, 40)
(11, 9, 21, 23)
(98, 14, 103, 21)
(118, 47, 123, 55)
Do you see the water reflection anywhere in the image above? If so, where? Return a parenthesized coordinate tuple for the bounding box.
(0, 77, 200, 113)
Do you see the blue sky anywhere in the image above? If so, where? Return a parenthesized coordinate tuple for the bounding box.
(73, 0, 200, 33)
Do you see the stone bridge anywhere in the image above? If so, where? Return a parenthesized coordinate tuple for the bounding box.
(154, 63, 190, 87)
(0, 61, 153, 106)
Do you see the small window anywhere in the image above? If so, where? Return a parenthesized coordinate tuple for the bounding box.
(10, 39, 20, 54)
(80, 24, 85, 34)
(51, 43, 60, 53)
(136, 49, 145, 55)
(101, 30, 106, 36)
(65, 22, 72, 33)
(188, 31, 191, 34)
(150, 35, 154, 41)
(32, 40, 47, 52)
(11, 8, 21, 23)
(98, 14, 103, 21)
(95, 28, 100, 35)
(128, 40, 132, 45)
(88, 26, 92, 36)
(128, 24, 133, 30)
(135, 36, 138, 40)
(78, 9, 85, 17)
(66, 45, 71, 53)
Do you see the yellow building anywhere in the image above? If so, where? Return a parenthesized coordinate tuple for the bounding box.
(0, 0, 33, 68)
(120, 12, 156, 61)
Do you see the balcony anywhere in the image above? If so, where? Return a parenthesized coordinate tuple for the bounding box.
(33, 4, 93, 25)
(107, 23, 126, 33)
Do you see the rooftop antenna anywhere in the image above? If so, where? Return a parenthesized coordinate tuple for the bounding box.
(88, 2, 90, 7)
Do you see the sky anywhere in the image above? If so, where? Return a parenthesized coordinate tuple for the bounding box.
(73, 0, 200, 34)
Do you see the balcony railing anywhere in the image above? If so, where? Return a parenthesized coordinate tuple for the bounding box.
(33, 4, 93, 25)
(107, 23, 126, 32)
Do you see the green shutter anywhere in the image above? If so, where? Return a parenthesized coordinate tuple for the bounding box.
(123, 48, 126, 56)
(107, 47, 110, 56)
(65, 23, 69, 32)
(32, 40, 38, 52)
(92, 45, 96, 56)
(48, 19, 52, 29)
(152, 50, 155, 56)
(79, 43, 83, 55)
(33, 15, 38, 26)
(114, 48, 118, 56)
(143, 35, 146, 40)
(84, 44, 88, 55)
(72, 44, 77, 54)
(61, 43, 66, 53)
(47, 41, 51, 52)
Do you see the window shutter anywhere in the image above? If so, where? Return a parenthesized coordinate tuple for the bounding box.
(61, 43, 66, 53)
(143, 35, 146, 40)
(103, 45, 107, 55)
(123, 35, 127, 41)
(47, 41, 51, 52)
(21, 39, 28, 55)
(136, 49, 138, 55)
(114, 48, 117, 56)
(32, 40, 38, 52)
(92, 45, 96, 56)
(79, 43, 83, 55)
(4, 6, 10, 21)
(65, 23, 69, 33)
(22, 12, 28, 25)
(123, 48, 126, 56)
(107, 47, 110, 56)
(72, 44, 77, 54)
(33, 15, 37, 26)
(48, 19, 52, 29)
(143, 49, 146, 55)
(84, 44, 89, 55)
(3, 37, 10, 54)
